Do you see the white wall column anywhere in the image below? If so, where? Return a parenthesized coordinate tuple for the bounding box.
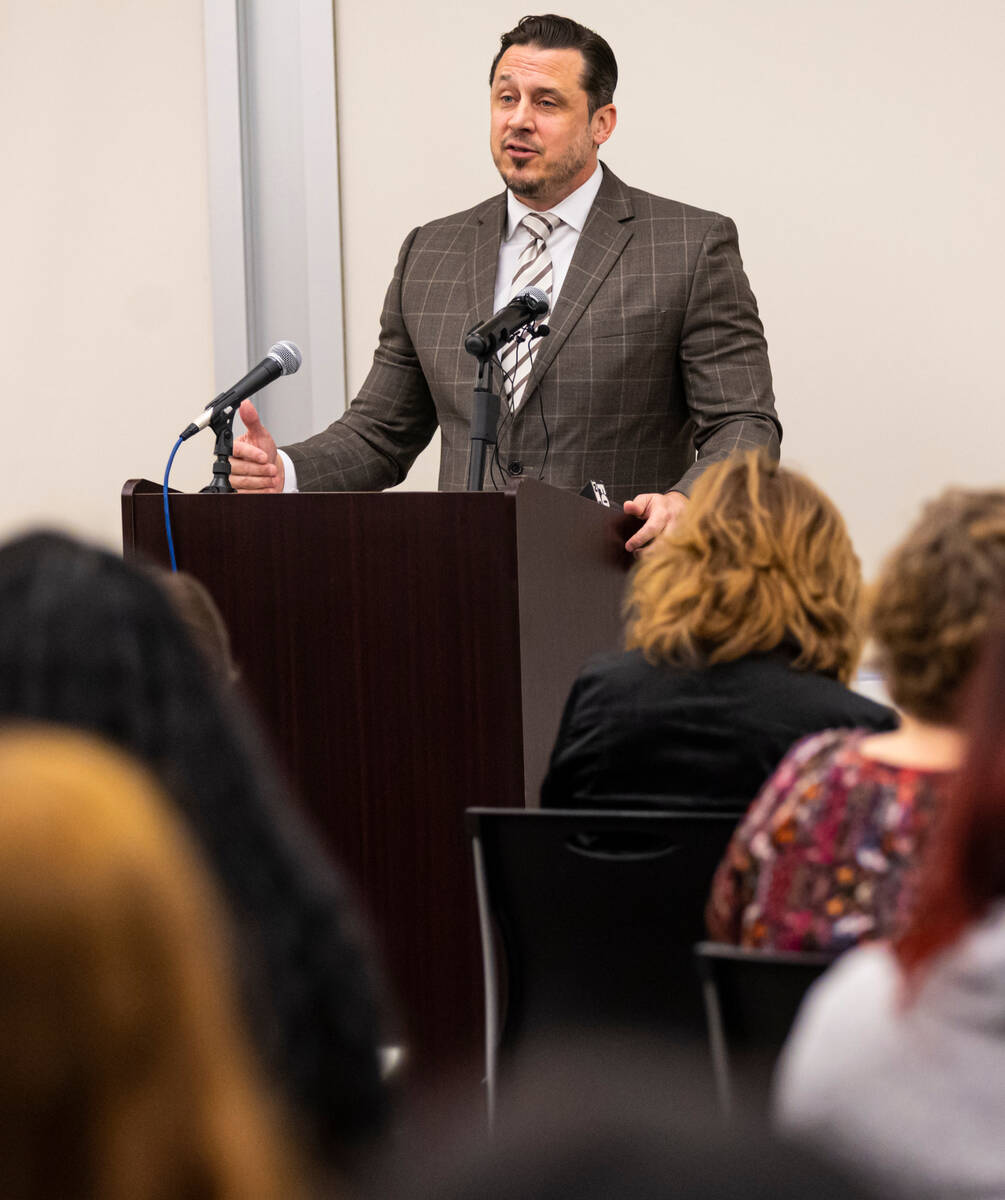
(204, 0, 347, 445)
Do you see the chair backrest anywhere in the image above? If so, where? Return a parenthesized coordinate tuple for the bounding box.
(467, 808, 742, 1053)
(694, 941, 835, 1116)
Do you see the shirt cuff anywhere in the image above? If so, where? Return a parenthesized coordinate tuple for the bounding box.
(277, 449, 299, 493)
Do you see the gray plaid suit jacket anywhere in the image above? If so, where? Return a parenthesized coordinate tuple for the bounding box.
(285, 166, 780, 502)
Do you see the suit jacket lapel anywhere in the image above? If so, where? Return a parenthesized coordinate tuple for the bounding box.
(522, 166, 634, 399)
(469, 192, 507, 322)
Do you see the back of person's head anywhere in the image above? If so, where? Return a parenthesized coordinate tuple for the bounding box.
(392, 1119, 871, 1200)
(870, 488, 1005, 723)
(0, 530, 387, 1162)
(377, 1038, 874, 1200)
(895, 620, 1005, 981)
(626, 452, 862, 682)
(152, 567, 239, 686)
(0, 531, 221, 756)
(0, 726, 300, 1200)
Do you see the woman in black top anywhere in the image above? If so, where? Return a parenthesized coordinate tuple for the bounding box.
(542, 452, 897, 812)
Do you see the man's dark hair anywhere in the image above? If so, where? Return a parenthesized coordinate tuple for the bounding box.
(490, 14, 618, 116)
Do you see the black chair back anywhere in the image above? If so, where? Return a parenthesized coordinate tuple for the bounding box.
(694, 941, 835, 1116)
(467, 807, 742, 1114)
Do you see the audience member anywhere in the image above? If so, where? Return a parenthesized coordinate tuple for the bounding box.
(154, 567, 239, 685)
(541, 452, 896, 811)
(775, 620, 1005, 1199)
(0, 532, 387, 1168)
(707, 487, 1005, 951)
(0, 726, 303, 1200)
(374, 1038, 874, 1200)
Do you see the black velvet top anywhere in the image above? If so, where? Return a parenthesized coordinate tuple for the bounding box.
(541, 648, 898, 813)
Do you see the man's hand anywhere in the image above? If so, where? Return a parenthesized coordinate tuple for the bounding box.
(230, 400, 285, 493)
(623, 491, 688, 552)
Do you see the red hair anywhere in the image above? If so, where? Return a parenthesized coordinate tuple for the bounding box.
(894, 622, 1005, 980)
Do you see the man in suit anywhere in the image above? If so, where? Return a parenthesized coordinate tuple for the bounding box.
(231, 15, 780, 551)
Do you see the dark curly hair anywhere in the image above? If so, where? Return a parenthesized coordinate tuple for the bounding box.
(0, 532, 387, 1165)
(896, 618, 1005, 985)
(490, 15, 617, 116)
(869, 489, 1005, 723)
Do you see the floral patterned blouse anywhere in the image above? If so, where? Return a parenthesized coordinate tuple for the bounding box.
(706, 728, 954, 953)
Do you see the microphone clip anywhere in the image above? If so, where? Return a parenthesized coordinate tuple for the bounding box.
(199, 403, 240, 494)
(509, 322, 550, 349)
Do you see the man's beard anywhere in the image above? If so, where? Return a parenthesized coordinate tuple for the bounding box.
(505, 171, 546, 199)
(496, 127, 594, 200)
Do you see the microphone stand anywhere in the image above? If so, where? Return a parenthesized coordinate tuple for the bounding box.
(466, 355, 499, 492)
(464, 323, 549, 491)
(200, 407, 238, 494)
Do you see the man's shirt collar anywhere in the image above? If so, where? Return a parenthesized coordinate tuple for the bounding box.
(504, 162, 603, 240)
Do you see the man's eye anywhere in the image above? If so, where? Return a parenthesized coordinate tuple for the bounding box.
(539, 99, 557, 109)
(498, 94, 516, 104)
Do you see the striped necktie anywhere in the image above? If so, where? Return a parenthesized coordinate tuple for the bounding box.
(498, 212, 558, 412)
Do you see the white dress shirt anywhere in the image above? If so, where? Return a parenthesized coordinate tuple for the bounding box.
(281, 163, 603, 492)
(493, 162, 602, 312)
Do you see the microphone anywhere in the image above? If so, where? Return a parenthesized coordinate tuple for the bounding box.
(464, 287, 550, 358)
(179, 340, 302, 440)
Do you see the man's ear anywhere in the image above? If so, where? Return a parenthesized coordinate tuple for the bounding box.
(592, 103, 617, 147)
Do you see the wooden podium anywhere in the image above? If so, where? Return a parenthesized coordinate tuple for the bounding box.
(122, 478, 638, 1075)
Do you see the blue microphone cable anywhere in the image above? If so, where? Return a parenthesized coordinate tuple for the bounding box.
(163, 437, 184, 572)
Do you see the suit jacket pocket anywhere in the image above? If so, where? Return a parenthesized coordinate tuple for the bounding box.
(588, 308, 668, 340)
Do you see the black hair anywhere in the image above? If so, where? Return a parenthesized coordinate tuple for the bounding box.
(0, 531, 387, 1164)
(490, 14, 618, 116)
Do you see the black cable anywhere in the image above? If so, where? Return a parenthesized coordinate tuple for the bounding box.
(490, 348, 520, 490)
(536, 382, 551, 480)
(489, 327, 551, 486)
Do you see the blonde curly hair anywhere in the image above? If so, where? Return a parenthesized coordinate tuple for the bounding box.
(869, 488, 1005, 722)
(625, 452, 863, 683)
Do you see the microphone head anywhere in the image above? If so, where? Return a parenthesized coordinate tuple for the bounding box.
(267, 340, 303, 376)
(516, 286, 550, 318)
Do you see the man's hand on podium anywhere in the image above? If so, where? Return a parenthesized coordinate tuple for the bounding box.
(230, 401, 285, 493)
(623, 490, 688, 553)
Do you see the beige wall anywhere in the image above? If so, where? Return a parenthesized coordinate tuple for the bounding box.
(335, 0, 1005, 574)
(3, 2, 1003, 575)
(0, 0, 214, 549)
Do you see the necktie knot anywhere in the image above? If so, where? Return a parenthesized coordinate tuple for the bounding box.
(521, 212, 558, 243)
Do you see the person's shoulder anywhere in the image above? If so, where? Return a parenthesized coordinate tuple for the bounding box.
(783, 943, 900, 1056)
(807, 940, 900, 1011)
(393, 192, 504, 277)
(772, 726, 860, 782)
(409, 192, 504, 241)
(786, 668, 900, 732)
(630, 187, 728, 227)
(599, 166, 731, 231)
(574, 647, 654, 688)
(776, 942, 900, 1109)
(731, 652, 897, 734)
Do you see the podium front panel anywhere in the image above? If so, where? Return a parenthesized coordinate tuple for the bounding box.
(123, 479, 635, 1076)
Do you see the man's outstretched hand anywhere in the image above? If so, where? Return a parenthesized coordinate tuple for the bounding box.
(230, 400, 285, 493)
(623, 491, 688, 553)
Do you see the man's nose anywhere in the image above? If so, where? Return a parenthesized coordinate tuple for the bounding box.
(506, 99, 534, 130)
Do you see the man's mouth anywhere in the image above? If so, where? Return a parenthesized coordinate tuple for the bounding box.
(505, 142, 538, 161)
